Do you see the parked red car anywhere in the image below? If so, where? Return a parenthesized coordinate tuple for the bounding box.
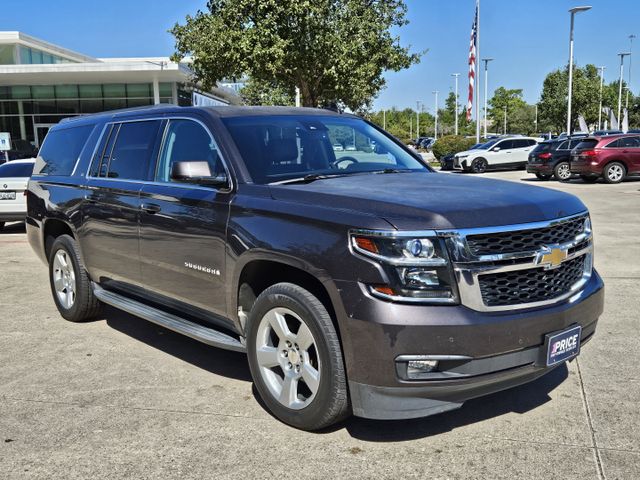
(570, 134, 640, 183)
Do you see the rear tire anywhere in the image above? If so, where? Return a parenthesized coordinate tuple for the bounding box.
(246, 282, 350, 430)
(535, 173, 552, 180)
(603, 162, 626, 184)
(48, 234, 102, 322)
(580, 175, 598, 183)
(470, 158, 488, 174)
(554, 161, 572, 182)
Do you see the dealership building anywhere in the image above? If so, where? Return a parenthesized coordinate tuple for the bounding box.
(0, 31, 240, 151)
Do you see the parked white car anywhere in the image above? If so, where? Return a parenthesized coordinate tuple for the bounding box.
(0, 159, 35, 230)
(454, 137, 539, 173)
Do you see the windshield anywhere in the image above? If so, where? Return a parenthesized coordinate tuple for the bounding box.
(221, 115, 429, 184)
(476, 139, 499, 150)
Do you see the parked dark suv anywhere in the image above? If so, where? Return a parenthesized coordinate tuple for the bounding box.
(527, 137, 583, 181)
(27, 105, 604, 430)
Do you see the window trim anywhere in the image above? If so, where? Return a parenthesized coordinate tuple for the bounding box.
(152, 117, 233, 192)
(86, 115, 233, 193)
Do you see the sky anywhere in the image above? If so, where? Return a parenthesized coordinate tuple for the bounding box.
(3, 0, 640, 112)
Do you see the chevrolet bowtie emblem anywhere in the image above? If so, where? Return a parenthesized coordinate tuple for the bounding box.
(537, 246, 568, 269)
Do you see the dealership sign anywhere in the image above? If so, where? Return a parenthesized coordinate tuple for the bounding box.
(0, 132, 10, 151)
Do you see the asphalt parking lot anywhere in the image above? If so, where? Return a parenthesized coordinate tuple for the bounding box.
(1, 170, 639, 479)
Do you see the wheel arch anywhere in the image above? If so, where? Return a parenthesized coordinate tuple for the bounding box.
(231, 253, 345, 341)
(43, 218, 78, 262)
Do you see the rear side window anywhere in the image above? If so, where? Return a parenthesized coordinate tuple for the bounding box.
(0, 162, 34, 178)
(568, 139, 583, 149)
(557, 141, 569, 150)
(35, 124, 94, 175)
(575, 139, 598, 150)
(532, 142, 553, 153)
(496, 140, 513, 149)
(607, 136, 640, 148)
(97, 120, 162, 180)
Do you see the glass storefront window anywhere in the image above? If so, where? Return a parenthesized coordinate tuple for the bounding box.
(126, 84, 150, 98)
(55, 85, 79, 98)
(79, 85, 102, 98)
(42, 53, 53, 64)
(104, 98, 127, 110)
(30, 49, 43, 64)
(103, 84, 126, 98)
(19, 46, 31, 64)
(32, 86, 55, 99)
(11, 86, 31, 99)
(0, 45, 15, 64)
(159, 83, 173, 97)
(80, 99, 104, 113)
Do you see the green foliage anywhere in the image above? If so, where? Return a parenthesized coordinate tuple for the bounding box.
(431, 135, 476, 160)
(171, 0, 422, 111)
(538, 64, 635, 132)
(240, 78, 295, 106)
(487, 87, 530, 134)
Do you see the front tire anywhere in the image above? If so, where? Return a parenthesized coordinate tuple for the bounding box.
(48, 235, 102, 322)
(246, 283, 349, 430)
(470, 158, 488, 174)
(554, 161, 572, 182)
(603, 162, 626, 184)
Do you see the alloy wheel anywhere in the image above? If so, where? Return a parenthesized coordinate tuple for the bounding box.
(607, 164, 624, 182)
(556, 163, 571, 181)
(255, 307, 321, 410)
(52, 249, 76, 309)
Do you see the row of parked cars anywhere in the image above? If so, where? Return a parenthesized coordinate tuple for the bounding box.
(442, 132, 640, 184)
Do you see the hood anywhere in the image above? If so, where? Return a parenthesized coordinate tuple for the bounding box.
(268, 172, 587, 230)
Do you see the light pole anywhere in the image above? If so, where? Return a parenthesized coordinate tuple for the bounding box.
(627, 34, 636, 109)
(433, 90, 439, 140)
(566, 6, 592, 136)
(482, 58, 493, 139)
(503, 105, 507, 134)
(598, 66, 606, 130)
(534, 104, 538, 133)
(618, 52, 631, 125)
(451, 73, 460, 136)
(416, 101, 422, 138)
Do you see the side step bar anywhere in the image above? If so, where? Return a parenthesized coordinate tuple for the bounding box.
(93, 284, 246, 353)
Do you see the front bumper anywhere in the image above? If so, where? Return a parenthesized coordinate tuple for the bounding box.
(336, 270, 604, 420)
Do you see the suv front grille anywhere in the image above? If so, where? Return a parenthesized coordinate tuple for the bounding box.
(478, 255, 586, 307)
(466, 214, 588, 256)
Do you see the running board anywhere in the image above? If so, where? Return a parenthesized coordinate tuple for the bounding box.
(93, 284, 246, 353)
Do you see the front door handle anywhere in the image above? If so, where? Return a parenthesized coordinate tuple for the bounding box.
(141, 203, 161, 214)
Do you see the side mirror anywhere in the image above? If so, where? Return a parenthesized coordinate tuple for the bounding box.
(491, 147, 501, 152)
(374, 144, 388, 155)
(170, 161, 228, 188)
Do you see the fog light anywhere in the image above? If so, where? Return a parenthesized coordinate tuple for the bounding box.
(407, 360, 439, 378)
(404, 268, 439, 288)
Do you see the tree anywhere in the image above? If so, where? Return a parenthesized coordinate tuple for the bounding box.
(171, 0, 421, 111)
(538, 64, 623, 132)
(487, 87, 527, 133)
(240, 78, 295, 106)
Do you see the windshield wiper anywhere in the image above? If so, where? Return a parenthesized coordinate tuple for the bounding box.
(270, 173, 350, 185)
(372, 168, 414, 174)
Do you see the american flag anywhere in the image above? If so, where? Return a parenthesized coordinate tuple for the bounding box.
(466, 1, 478, 121)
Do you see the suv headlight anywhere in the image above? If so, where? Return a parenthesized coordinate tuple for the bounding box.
(350, 231, 458, 304)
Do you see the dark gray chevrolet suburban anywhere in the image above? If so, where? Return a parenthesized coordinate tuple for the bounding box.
(26, 105, 604, 430)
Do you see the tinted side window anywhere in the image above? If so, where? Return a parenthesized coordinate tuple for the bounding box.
(576, 139, 598, 150)
(511, 139, 529, 148)
(0, 162, 35, 178)
(557, 141, 569, 150)
(156, 119, 224, 183)
(606, 139, 622, 148)
(568, 139, 582, 149)
(35, 124, 94, 175)
(528, 139, 537, 147)
(620, 136, 640, 148)
(105, 120, 161, 180)
(496, 140, 513, 149)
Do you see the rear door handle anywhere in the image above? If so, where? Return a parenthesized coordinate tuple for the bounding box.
(141, 203, 161, 214)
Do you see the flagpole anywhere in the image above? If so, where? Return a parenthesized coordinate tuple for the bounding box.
(475, 0, 481, 143)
